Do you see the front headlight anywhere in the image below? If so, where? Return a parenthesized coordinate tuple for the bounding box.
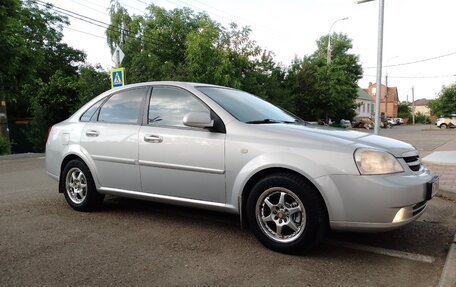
(354, 148, 404, 175)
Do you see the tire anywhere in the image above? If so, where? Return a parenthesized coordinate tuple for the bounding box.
(440, 123, 447, 129)
(246, 173, 327, 254)
(59, 159, 104, 211)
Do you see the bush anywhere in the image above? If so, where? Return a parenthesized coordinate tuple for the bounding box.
(414, 112, 432, 124)
(0, 135, 11, 155)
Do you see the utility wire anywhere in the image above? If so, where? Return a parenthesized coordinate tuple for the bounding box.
(117, 0, 147, 14)
(36, 0, 169, 48)
(363, 51, 456, 69)
(136, 0, 286, 41)
(64, 26, 107, 39)
(36, 0, 111, 28)
(364, 74, 456, 79)
(70, 0, 108, 17)
(76, 0, 108, 10)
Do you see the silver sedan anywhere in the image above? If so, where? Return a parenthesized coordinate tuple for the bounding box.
(46, 82, 438, 253)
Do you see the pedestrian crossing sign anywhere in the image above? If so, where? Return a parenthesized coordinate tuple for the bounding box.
(111, 68, 126, 88)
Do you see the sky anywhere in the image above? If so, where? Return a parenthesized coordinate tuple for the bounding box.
(44, 0, 456, 102)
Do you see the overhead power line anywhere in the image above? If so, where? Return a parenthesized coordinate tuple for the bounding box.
(70, 0, 108, 17)
(36, 0, 110, 28)
(36, 0, 154, 44)
(64, 26, 106, 39)
(364, 74, 456, 79)
(363, 51, 456, 69)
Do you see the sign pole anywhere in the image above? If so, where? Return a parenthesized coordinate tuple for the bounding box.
(111, 43, 126, 88)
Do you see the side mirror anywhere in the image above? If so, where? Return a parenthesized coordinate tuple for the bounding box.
(183, 111, 214, 128)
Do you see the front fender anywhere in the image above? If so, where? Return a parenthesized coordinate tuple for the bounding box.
(227, 152, 325, 209)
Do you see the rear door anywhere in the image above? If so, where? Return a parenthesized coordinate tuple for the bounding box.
(80, 87, 148, 191)
(138, 86, 226, 203)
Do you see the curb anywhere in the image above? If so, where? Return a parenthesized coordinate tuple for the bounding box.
(439, 233, 456, 287)
(0, 153, 45, 161)
(437, 190, 456, 202)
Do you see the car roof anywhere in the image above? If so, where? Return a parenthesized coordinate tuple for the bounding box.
(113, 81, 226, 91)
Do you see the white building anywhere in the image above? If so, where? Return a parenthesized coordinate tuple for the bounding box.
(355, 88, 375, 119)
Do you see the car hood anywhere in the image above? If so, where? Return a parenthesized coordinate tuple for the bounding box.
(251, 123, 415, 157)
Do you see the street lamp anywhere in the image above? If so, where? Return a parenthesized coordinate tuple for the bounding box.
(354, 0, 385, 135)
(327, 17, 349, 64)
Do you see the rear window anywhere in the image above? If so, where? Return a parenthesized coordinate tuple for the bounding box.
(80, 98, 105, 122)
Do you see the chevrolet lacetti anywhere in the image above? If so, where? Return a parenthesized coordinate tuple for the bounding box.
(45, 82, 439, 253)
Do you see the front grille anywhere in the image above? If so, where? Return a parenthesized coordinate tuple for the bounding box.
(403, 155, 421, 171)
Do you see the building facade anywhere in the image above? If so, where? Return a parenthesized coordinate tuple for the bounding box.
(412, 98, 431, 116)
(355, 88, 375, 119)
(365, 83, 399, 118)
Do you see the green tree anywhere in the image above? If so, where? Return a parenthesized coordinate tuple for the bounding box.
(0, 0, 26, 137)
(107, 3, 200, 82)
(0, 1, 114, 152)
(285, 33, 363, 121)
(3, 1, 85, 118)
(428, 83, 456, 116)
(397, 102, 412, 119)
(0, 134, 11, 155)
(106, 2, 276, 94)
(186, 18, 236, 86)
(76, 65, 110, 109)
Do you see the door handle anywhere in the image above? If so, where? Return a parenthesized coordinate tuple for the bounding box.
(85, 130, 99, 137)
(144, 135, 163, 143)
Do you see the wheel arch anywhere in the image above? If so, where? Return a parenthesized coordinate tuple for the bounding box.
(239, 167, 329, 229)
(59, 152, 99, 192)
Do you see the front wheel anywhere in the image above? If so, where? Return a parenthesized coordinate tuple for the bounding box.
(246, 173, 327, 254)
(60, 159, 104, 211)
(440, 123, 447, 129)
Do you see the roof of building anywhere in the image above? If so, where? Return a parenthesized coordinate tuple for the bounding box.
(412, 98, 430, 106)
(385, 87, 399, 102)
(357, 88, 374, 101)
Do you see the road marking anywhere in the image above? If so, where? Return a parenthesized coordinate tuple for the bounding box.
(326, 239, 435, 264)
(38, 157, 45, 159)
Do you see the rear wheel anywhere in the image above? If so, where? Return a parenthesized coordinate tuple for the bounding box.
(440, 123, 447, 129)
(60, 159, 104, 211)
(246, 173, 327, 254)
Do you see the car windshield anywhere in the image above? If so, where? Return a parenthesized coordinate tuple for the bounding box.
(197, 86, 299, 124)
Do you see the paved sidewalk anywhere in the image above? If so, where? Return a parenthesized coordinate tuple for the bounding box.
(423, 137, 456, 200)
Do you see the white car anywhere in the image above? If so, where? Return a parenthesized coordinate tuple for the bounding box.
(436, 115, 456, 129)
(46, 82, 438, 253)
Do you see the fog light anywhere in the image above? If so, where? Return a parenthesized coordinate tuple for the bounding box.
(392, 208, 406, 223)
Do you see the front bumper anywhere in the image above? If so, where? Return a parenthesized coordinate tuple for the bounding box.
(315, 168, 437, 232)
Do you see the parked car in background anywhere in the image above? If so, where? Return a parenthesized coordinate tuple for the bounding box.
(436, 115, 456, 129)
(46, 81, 438, 254)
(387, 117, 403, 126)
(387, 118, 397, 126)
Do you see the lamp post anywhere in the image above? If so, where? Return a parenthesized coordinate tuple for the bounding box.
(354, 0, 385, 135)
(327, 17, 349, 64)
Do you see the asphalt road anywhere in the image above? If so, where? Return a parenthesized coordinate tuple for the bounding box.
(1, 128, 455, 286)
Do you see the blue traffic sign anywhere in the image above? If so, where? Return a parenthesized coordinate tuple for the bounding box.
(111, 68, 125, 88)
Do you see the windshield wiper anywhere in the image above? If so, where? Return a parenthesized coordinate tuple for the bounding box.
(246, 119, 282, 124)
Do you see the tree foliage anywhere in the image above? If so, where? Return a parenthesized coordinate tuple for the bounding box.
(428, 83, 456, 116)
(3, 0, 365, 152)
(285, 34, 363, 120)
(397, 102, 412, 119)
(1, 1, 109, 151)
(106, 3, 363, 122)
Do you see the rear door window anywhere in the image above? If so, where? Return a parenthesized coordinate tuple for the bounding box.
(98, 88, 146, 124)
